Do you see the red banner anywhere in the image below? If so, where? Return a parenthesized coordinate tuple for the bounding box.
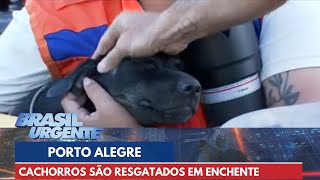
(16, 163, 302, 179)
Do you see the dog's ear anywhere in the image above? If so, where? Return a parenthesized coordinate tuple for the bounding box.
(46, 78, 73, 98)
(46, 59, 99, 98)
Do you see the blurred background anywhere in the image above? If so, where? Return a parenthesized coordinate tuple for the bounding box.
(0, 0, 24, 34)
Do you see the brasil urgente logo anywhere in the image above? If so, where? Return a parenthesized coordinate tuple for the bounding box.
(15, 113, 103, 140)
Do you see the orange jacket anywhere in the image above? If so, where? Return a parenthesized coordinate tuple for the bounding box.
(26, 0, 207, 128)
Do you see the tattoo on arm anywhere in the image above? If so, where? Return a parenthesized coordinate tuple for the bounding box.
(266, 72, 300, 107)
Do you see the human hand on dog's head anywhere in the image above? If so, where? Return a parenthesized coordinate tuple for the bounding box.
(61, 77, 141, 128)
(92, 12, 160, 73)
(92, 11, 189, 73)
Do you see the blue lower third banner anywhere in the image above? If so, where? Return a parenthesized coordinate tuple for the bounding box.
(15, 142, 174, 162)
(11, 131, 311, 179)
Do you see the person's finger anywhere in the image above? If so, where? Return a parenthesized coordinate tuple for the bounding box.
(74, 108, 91, 122)
(61, 93, 90, 120)
(163, 42, 188, 55)
(83, 77, 115, 109)
(97, 36, 128, 73)
(77, 94, 87, 106)
(78, 112, 101, 127)
(92, 22, 121, 59)
(129, 34, 158, 58)
(61, 93, 77, 109)
(61, 93, 87, 108)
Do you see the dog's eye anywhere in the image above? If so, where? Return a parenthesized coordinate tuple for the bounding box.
(139, 100, 155, 111)
(139, 100, 152, 107)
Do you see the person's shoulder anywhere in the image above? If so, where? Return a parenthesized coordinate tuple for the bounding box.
(260, 0, 320, 47)
(259, 0, 320, 81)
(263, 0, 320, 25)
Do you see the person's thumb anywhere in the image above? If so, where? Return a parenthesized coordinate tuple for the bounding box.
(83, 77, 113, 109)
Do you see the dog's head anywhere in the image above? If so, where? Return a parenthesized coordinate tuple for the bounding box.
(98, 54, 201, 125)
(47, 54, 201, 126)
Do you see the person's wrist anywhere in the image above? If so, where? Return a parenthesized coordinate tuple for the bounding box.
(152, 5, 204, 51)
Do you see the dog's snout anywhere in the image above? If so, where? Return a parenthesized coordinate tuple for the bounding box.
(177, 79, 201, 95)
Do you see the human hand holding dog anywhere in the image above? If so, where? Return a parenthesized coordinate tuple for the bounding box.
(61, 77, 141, 128)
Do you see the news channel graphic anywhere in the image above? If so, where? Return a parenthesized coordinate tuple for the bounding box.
(0, 124, 320, 180)
(15, 113, 103, 140)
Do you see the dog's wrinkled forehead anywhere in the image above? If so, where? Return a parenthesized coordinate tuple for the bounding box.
(104, 54, 185, 91)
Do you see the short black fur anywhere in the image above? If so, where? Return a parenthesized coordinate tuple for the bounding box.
(11, 54, 201, 126)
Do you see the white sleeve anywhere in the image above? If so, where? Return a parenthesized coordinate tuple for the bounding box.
(221, 102, 320, 128)
(259, 0, 320, 81)
(0, 8, 51, 114)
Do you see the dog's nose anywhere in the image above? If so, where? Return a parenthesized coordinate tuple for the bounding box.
(177, 79, 201, 95)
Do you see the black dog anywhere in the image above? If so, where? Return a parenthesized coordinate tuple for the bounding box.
(11, 54, 201, 126)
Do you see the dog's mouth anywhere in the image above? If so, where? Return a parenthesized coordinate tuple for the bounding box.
(138, 99, 197, 123)
(162, 106, 195, 123)
(139, 99, 196, 113)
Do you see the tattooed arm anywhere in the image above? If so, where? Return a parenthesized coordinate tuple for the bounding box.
(263, 68, 320, 107)
(260, 1, 320, 108)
